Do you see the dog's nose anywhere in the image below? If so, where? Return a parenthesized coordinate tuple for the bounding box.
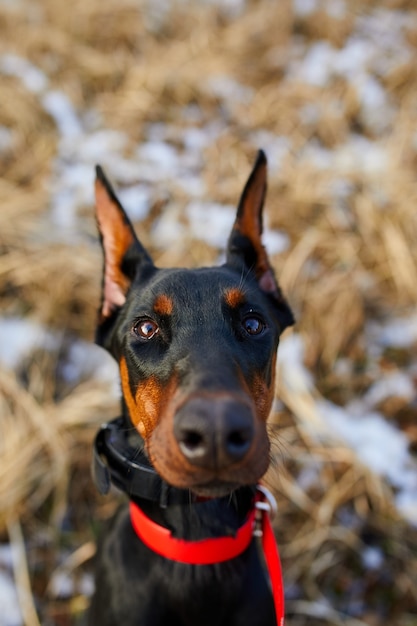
(173, 397, 254, 470)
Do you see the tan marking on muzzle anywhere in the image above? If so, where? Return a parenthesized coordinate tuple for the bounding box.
(120, 356, 177, 439)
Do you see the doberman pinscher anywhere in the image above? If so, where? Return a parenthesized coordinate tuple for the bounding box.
(88, 151, 293, 626)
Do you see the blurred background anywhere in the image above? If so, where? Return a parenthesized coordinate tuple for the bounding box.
(0, 0, 416, 624)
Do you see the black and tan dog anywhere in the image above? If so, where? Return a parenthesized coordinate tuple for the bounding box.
(88, 151, 293, 626)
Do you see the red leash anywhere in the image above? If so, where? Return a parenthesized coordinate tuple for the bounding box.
(255, 486, 285, 626)
(129, 485, 285, 625)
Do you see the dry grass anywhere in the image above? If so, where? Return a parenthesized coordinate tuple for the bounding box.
(0, 0, 417, 624)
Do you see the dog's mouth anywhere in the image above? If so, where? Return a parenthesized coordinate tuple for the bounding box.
(189, 479, 242, 499)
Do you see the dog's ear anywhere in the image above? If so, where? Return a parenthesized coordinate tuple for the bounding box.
(94, 166, 154, 327)
(226, 150, 294, 330)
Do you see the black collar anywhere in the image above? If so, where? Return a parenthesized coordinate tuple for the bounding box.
(92, 417, 194, 507)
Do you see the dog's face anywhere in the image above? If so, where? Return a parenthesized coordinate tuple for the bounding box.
(94, 152, 293, 497)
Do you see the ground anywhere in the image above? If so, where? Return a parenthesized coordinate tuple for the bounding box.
(0, 1, 416, 625)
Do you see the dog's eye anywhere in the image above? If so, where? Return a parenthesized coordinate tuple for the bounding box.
(133, 319, 159, 340)
(242, 315, 265, 336)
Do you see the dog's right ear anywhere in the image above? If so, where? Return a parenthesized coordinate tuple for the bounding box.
(94, 166, 154, 335)
(226, 151, 294, 331)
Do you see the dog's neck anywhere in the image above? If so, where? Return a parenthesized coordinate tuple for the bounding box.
(121, 411, 256, 540)
(133, 487, 255, 542)
(121, 406, 257, 535)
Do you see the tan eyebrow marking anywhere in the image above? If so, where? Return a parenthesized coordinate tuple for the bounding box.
(153, 294, 174, 316)
(224, 287, 246, 309)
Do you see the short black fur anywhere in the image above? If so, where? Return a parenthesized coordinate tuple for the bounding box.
(88, 152, 293, 625)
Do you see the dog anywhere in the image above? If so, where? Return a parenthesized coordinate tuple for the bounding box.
(88, 150, 293, 626)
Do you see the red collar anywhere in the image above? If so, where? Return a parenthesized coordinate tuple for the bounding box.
(130, 499, 256, 565)
(129, 485, 285, 625)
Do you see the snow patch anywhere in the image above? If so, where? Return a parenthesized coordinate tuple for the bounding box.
(364, 371, 415, 408)
(151, 206, 184, 249)
(318, 400, 413, 489)
(0, 571, 22, 626)
(249, 132, 291, 173)
(205, 75, 253, 104)
(362, 546, 384, 571)
(62, 340, 119, 398)
(118, 185, 152, 221)
(0, 318, 58, 370)
(0, 126, 15, 152)
(278, 333, 417, 525)
(137, 141, 179, 177)
(263, 229, 290, 255)
(186, 201, 235, 249)
(0, 53, 48, 93)
(185, 201, 289, 253)
(277, 334, 315, 395)
(294, 41, 336, 87)
(301, 135, 389, 176)
(0, 545, 22, 626)
(367, 314, 417, 349)
(48, 570, 95, 600)
(42, 91, 82, 138)
(0, 317, 119, 396)
(293, 0, 318, 18)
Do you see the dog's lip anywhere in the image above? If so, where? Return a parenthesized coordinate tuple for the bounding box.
(190, 479, 241, 499)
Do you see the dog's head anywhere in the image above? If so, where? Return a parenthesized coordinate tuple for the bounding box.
(94, 151, 293, 497)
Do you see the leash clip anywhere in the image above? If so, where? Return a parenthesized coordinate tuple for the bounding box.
(253, 485, 285, 625)
(253, 485, 277, 538)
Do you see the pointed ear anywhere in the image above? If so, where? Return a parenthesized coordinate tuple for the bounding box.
(95, 165, 154, 325)
(226, 150, 294, 330)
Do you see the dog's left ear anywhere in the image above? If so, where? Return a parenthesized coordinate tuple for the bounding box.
(226, 150, 294, 330)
